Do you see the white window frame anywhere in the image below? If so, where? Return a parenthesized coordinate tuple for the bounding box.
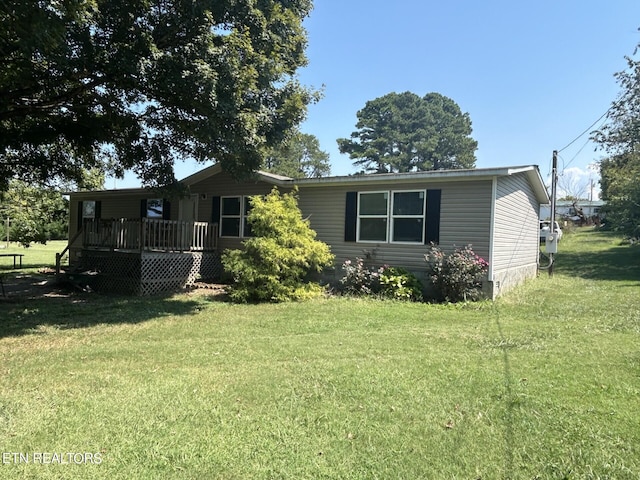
(220, 196, 254, 238)
(356, 190, 426, 244)
(390, 190, 426, 244)
(356, 191, 389, 243)
(220, 196, 241, 237)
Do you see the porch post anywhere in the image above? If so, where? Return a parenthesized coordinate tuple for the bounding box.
(140, 218, 145, 252)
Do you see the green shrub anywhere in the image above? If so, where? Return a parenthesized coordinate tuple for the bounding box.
(379, 266, 423, 301)
(339, 259, 423, 301)
(425, 244, 489, 302)
(222, 187, 334, 303)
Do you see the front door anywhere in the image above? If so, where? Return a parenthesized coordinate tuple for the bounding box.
(179, 194, 199, 222)
(179, 194, 199, 249)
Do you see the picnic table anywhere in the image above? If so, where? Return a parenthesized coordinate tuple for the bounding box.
(0, 253, 24, 269)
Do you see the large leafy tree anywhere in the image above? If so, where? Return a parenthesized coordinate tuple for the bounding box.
(598, 152, 640, 237)
(337, 92, 477, 173)
(592, 40, 640, 237)
(263, 131, 330, 178)
(0, 0, 316, 191)
(0, 169, 105, 246)
(593, 44, 640, 153)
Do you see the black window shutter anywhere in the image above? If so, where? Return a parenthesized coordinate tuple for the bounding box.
(425, 189, 441, 244)
(140, 199, 147, 218)
(77, 201, 83, 230)
(162, 199, 171, 220)
(94, 201, 102, 220)
(211, 196, 221, 224)
(344, 191, 358, 242)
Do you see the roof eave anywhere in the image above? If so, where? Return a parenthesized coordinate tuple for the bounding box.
(179, 163, 294, 187)
(66, 164, 550, 205)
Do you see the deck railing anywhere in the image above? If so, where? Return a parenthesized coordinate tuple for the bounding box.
(82, 218, 218, 252)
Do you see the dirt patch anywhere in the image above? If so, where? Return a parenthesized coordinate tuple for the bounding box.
(0, 271, 228, 302)
(0, 270, 76, 300)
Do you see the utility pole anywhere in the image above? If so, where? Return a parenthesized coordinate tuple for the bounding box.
(549, 150, 558, 277)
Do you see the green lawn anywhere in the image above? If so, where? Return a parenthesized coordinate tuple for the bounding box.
(0, 240, 67, 272)
(0, 229, 639, 479)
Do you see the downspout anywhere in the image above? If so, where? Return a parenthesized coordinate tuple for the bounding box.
(487, 176, 497, 298)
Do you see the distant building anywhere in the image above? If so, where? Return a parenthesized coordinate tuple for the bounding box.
(540, 200, 605, 221)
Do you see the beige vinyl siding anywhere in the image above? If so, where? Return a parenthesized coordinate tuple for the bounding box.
(69, 192, 154, 238)
(439, 181, 492, 259)
(67, 191, 154, 262)
(68, 199, 80, 250)
(492, 173, 540, 275)
(297, 180, 493, 274)
(100, 196, 146, 220)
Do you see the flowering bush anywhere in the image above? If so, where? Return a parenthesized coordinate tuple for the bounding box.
(339, 257, 382, 296)
(379, 266, 423, 301)
(425, 244, 489, 302)
(340, 259, 423, 301)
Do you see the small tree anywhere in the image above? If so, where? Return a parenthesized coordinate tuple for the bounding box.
(0, 180, 70, 247)
(222, 187, 334, 303)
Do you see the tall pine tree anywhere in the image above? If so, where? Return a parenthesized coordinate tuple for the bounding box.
(337, 92, 477, 173)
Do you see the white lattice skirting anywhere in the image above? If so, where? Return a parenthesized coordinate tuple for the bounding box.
(80, 250, 222, 296)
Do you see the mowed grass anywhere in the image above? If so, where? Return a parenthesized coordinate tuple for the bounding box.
(0, 229, 639, 479)
(0, 240, 67, 272)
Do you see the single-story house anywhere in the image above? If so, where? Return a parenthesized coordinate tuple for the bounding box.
(64, 164, 549, 297)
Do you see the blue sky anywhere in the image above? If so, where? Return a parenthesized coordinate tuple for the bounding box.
(113, 1, 640, 198)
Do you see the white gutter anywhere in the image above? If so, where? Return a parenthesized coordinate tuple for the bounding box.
(293, 166, 531, 186)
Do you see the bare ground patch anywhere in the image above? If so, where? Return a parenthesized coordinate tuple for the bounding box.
(0, 270, 77, 301)
(1, 270, 228, 302)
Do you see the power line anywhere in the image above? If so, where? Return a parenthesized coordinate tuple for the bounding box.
(559, 137, 592, 171)
(558, 106, 611, 172)
(556, 104, 614, 154)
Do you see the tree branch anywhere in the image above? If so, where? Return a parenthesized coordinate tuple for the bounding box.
(0, 76, 107, 120)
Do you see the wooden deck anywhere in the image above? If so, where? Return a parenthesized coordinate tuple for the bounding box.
(82, 218, 218, 252)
